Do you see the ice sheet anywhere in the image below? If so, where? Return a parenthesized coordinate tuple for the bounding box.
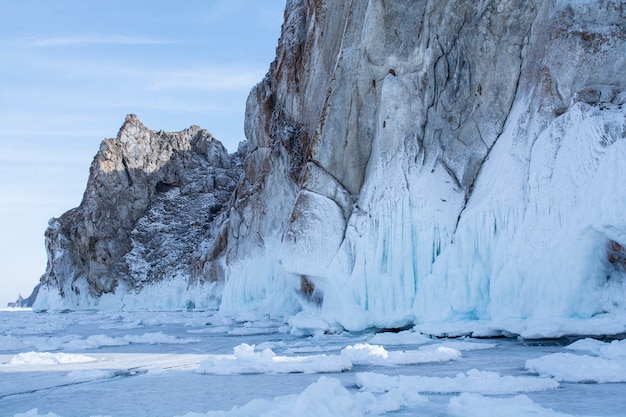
(2, 310, 624, 417)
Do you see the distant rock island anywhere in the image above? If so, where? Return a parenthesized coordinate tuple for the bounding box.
(33, 0, 626, 337)
(36, 114, 244, 308)
(7, 284, 39, 308)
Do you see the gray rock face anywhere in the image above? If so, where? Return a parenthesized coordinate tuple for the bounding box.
(219, 0, 626, 328)
(36, 0, 626, 332)
(39, 115, 242, 304)
(225, 0, 538, 281)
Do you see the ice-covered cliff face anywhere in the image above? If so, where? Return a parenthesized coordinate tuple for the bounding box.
(36, 0, 626, 336)
(220, 0, 626, 332)
(36, 115, 243, 308)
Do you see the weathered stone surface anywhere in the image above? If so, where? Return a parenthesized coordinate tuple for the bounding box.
(219, 0, 626, 327)
(37, 0, 626, 330)
(222, 0, 543, 303)
(39, 115, 242, 302)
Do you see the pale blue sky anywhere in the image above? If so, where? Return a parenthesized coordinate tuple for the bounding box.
(0, 0, 286, 306)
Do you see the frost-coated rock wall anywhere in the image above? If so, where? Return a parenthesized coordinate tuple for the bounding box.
(220, 0, 626, 331)
(37, 0, 626, 336)
(36, 115, 243, 309)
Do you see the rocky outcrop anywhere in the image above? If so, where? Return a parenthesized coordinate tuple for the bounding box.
(6, 284, 39, 308)
(38, 115, 243, 306)
(217, 0, 626, 329)
(36, 0, 626, 334)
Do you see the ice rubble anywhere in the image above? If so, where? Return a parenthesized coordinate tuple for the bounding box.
(0, 332, 199, 352)
(355, 369, 559, 395)
(196, 342, 461, 375)
(196, 343, 352, 375)
(447, 394, 577, 417)
(4, 310, 623, 417)
(341, 343, 461, 366)
(12, 375, 566, 417)
(526, 338, 626, 383)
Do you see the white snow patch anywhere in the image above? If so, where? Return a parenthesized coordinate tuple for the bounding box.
(432, 340, 498, 351)
(196, 343, 352, 375)
(288, 311, 333, 336)
(187, 326, 233, 334)
(353, 388, 428, 415)
(24, 332, 200, 350)
(10, 352, 97, 365)
(527, 338, 626, 382)
(65, 369, 111, 382)
(197, 342, 459, 375)
(526, 351, 626, 383)
(13, 410, 63, 417)
(177, 376, 365, 417)
(121, 331, 199, 345)
(356, 369, 559, 394)
(447, 393, 576, 417)
(340, 343, 461, 366)
(66, 334, 129, 349)
(368, 329, 432, 345)
(563, 337, 607, 354)
(562, 337, 626, 359)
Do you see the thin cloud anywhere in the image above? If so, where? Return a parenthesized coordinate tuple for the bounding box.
(2, 51, 264, 92)
(148, 67, 265, 92)
(25, 35, 176, 47)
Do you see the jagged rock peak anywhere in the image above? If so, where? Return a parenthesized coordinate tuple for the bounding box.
(37, 116, 243, 306)
(124, 113, 140, 124)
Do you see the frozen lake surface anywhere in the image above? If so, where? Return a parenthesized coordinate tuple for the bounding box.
(1, 309, 625, 417)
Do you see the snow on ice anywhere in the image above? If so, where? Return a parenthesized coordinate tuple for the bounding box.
(355, 369, 559, 395)
(526, 339, 626, 383)
(447, 394, 577, 417)
(9, 352, 97, 365)
(196, 342, 460, 375)
(196, 343, 352, 375)
(1, 310, 624, 417)
(340, 343, 461, 366)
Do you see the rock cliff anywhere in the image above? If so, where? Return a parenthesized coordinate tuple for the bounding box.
(37, 115, 243, 307)
(216, 0, 626, 330)
(36, 0, 626, 335)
